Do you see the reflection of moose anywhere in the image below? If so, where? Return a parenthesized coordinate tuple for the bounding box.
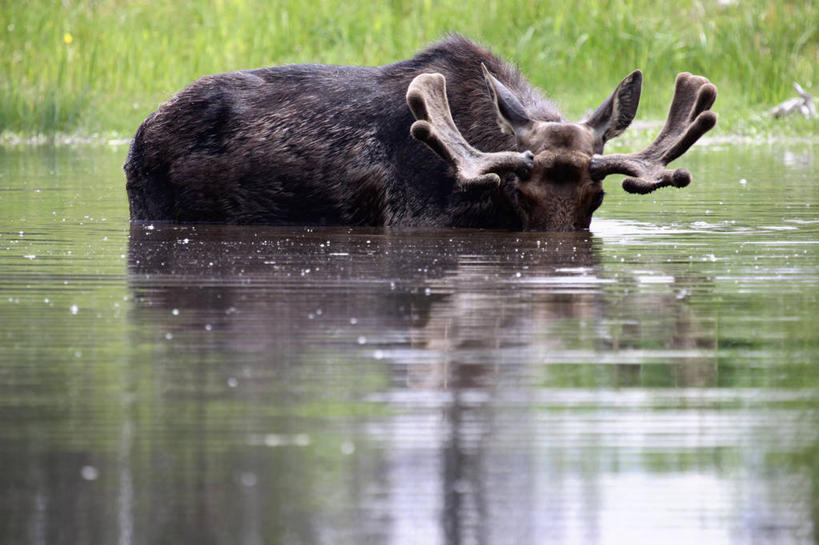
(126, 224, 721, 543)
(127, 224, 604, 340)
(127, 224, 599, 351)
(127, 223, 716, 388)
(125, 35, 716, 231)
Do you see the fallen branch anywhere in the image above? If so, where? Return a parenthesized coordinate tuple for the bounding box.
(771, 83, 816, 119)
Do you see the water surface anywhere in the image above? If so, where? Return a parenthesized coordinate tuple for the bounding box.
(0, 142, 817, 544)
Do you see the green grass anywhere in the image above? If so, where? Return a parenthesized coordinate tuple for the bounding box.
(0, 0, 816, 138)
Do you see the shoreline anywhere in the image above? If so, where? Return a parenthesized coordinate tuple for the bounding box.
(1, 123, 816, 149)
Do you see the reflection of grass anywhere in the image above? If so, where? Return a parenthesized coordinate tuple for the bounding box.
(0, 0, 815, 136)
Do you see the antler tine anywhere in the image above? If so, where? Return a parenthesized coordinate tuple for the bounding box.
(589, 73, 717, 194)
(407, 73, 534, 189)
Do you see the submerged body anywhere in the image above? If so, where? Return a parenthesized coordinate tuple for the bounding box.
(125, 37, 554, 229)
(125, 36, 716, 231)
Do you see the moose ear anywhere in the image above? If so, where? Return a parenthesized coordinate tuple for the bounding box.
(482, 63, 532, 138)
(584, 70, 642, 146)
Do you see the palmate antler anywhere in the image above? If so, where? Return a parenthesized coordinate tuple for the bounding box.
(406, 73, 534, 188)
(589, 73, 718, 194)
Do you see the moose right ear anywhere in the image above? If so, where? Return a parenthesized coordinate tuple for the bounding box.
(584, 70, 643, 146)
(481, 64, 532, 139)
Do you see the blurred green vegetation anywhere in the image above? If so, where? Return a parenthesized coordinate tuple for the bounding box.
(0, 0, 816, 137)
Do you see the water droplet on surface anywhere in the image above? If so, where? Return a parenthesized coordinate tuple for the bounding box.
(349, 317, 358, 325)
(240, 472, 257, 487)
(70, 305, 79, 315)
(357, 336, 367, 345)
(171, 308, 179, 316)
(452, 478, 470, 494)
(81, 466, 99, 481)
(341, 441, 355, 455)
(227, 377, 238, 388)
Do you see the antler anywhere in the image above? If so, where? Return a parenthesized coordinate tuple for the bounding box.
(407, 73, 534, 189)
(588, 73, 718, 194)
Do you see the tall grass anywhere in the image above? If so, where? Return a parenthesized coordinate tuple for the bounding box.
(0, 0, 815, 136)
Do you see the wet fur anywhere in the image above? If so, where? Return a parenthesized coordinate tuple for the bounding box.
(124, 35, 562, 228)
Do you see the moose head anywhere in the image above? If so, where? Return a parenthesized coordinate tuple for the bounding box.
(407, 67, 718, 231)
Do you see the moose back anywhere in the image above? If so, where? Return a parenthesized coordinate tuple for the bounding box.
(124, 35, 717, 231)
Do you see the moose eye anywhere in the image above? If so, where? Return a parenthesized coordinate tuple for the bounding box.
(590, 190, 605, 211)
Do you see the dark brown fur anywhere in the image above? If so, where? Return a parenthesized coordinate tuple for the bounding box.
(125, 36, 565, 229)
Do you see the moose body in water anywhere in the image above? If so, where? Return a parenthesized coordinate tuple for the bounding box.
(124, 35, 717, 231)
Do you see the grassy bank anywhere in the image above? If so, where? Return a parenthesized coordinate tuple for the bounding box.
(1, 0, 816, 139)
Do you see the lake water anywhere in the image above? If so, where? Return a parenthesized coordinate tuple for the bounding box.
(0, 141, 817, 545)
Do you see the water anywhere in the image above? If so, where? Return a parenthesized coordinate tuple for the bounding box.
(0, 142, 817, 545)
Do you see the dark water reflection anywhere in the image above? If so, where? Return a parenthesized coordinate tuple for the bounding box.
(1, 142, 818, 544)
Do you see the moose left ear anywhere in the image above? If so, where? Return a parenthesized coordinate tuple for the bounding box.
(482, 63, 532, 139)
(584, 70, 642, 146)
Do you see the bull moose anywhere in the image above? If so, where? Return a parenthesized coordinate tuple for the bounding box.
(124, 35, 717, 231)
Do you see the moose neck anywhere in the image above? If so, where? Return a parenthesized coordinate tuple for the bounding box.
(445, 184, 524, 230)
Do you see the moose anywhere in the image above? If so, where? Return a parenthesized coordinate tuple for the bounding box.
(124, 35, 717, 231)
